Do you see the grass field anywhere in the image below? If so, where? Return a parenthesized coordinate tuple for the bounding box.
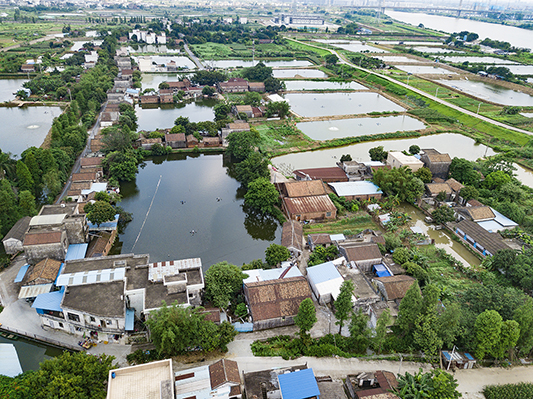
(284, 38, 331, 57)
(255, 122, 313, 153)
(191, 43, 234, 59)
(303, 214, 378, 236)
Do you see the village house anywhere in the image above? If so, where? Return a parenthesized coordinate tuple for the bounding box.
(166, 79, 191, 93)
(243, 276, 311, 331)
(339, 242, 383, 272)
(186, 134, 200, 148)
(345, 371, 399, 399)
(21, 64, 35, 73)
(80, 157, 103, 169)
(307, 261, 345, 305)
(202, 136, 222, 147)
(221, 122, 250, 140)
(243, 365, 309, 399)
(174, 359, 242, 399)
(294, 167, 348, 183)
(107, 359, 174, 399)
(18, 258, 62, 300)
(164, 133, 186, 148)
(139, 94, 160, 104)
(159, 91, 174, 104)
(232, 104, 254, 118)
(280, 180, 337, 222)
(2, 216, 31, 255)
(218, 78, 249, 93)
(107, 88, 126, 104)
(425, 182, 453, 199)
(23, 230, 68, 264)
(386, 151, 424, 172)
(328, 181, 383, 201)
(140, 138, 162, 150)
(248, 81, 265, 92)
(451, 219, 510, 257)
(372, 274, 416, 303)
(420, 149, 452, 179)
(85, 231, 116, 258)
(307, 233, 332, 251)
(281, 220, 304, 258)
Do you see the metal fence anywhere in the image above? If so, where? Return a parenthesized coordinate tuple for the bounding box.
(0, 325, 80, 352)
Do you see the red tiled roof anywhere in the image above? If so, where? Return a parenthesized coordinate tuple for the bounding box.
(209, 359, 240, 389)
(24, 231, 62, 246)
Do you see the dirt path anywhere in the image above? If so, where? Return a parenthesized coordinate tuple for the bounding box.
(454, 366, 533, 398)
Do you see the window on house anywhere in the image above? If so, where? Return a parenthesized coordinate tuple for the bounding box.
(59, 322, 64, 328)
(326, 212, 331, 217)
(67, 313, 80, 322)
(90, 316, 95, 322)
(101, 320, 107, 328)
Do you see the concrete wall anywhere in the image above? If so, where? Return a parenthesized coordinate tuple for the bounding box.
(2, 238, 23, 255)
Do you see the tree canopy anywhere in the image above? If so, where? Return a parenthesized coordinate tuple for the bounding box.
(265, 243, 290, 266)
(204, 261, 247, 309)
(373, 166, 424, 203)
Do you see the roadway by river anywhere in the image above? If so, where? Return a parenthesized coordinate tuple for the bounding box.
(285, 38, 533, 137)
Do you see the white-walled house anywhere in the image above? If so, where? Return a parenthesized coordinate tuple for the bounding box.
(306, 261, 345, 305)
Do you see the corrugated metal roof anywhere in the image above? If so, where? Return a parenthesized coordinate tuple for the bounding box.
(18, 283, 53, 299)
(65, 244, 88, 261)
(32, 288, 64, 312)
(283, 195, 336, 215)
(56, 267, 126, 287)
(278, 368, 320, 399)
(149, 258, 202, 282)
(329, 181, 382, 197)
(492, 208, 518, 227)
(0, 344, 23, 378)
(307, 262, 342, 285)
(14, 264, 30, 283)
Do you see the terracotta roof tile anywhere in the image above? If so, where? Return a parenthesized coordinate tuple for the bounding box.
(24, 231, 62, 246)
(25, 258, 62, 285)
(284, 180, 327, 197)
(374, 275, 416, 300)
(209, 359, 240, 389)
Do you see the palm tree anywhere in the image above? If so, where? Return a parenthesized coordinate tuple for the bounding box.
(0, 150, 16, 180)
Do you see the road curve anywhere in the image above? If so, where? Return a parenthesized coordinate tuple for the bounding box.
(285, 37, 533, 137)
(184, 43, 204, 70)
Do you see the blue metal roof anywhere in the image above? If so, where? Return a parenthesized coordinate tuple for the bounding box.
(278, 368, 320, 399)
(477, 220, 504, 233)
(307, 262, 342, 285)
(464, 353, 474, 360)
(14, 265, 30, 283)
(32, 288, 64, 312)
(328, 181, 382, 197)
(125, 308, 135, 331)
(492, 208, 518, 228)
(373, 264, 391, 277)
(54, 263, 65, 285)
(233, 322, 253, 332)
(65, 243, 88, 261)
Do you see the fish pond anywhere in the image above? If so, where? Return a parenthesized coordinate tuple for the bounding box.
(284, 80, 368, 91)
(0, 78, 27, 102)
(283, 92, 405, 117)
(205, 60, 312, 68)
(297, 116, 426, 141)
(136, 99, 216, 131)
(435, 79, 533, 106)
(438, 56, 518, 64)
(273, 69, 328, 78)
(116, 153, 281, 269)
(394, 65, 456, 75)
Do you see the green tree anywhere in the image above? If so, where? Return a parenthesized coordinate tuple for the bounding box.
(436, 301, 462, 348)
(449, 158, 479, 186)
(475, 309, 503, 359)
(432, 206, 455, 225)
(214, 102, 231, 121)
(396, 369, 461, 399)
(395, 280, 422, 339)
(484, 170, 511, 190)
(16, 160, 34, 193)
(18, 190, 37, 217)
(349, 309, 370, 353)
(191, 70, 227, 85)
(264, 77, 283, 93)
(265, 243, 290, 266)
(244, 178, 280, 215)
(392, 247, 410, 265)
(414, 166, 432, 183)
(513, 297, 533, 356)
(324, 53, 339, 65)
(226, 129, 261, 161)
(369, 146, 387, 162)
(85, 200, 116, 226)
(373, 166, 424, 203)
(242, 62, 272, 81)
(202, 86, 216, 96)
(494, 320, 520, 360)
(459, 185, 479, 201)
(334, 280, 354, 333)
(204, 261, 247, 309)
(243, 91, 263, 106)
(158, 82, 170, 89)
(414, 312, 442, 359)
(372, 308, 391, 354)
(294, 298, 316, 340)
(266, 101, 290, 118)
(409, 144, 421, 155)
(234, 152, 270, 188)
(19, 351, 115, 399)
(42, 170, 62, 199)
(104, 151, 139, 182)
(340, 154, 352, 162)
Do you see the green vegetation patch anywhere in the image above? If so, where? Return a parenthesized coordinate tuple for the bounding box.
(303, 214, 377, 236)
(483, 383, 533, 399)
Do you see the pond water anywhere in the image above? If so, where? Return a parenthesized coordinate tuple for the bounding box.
(127, 45, 180, 53)
(374, 56, 422, 63)
(273, 69, 328, 78)
(397, 203, 481, 267)
(435, 79, 533, 106)
(272, 133, 496, 169)
(284, 80, 368, 91)
(331, 42, 388, 54)
(116, 153, 281, 268)
(297, 116, 426, 140)
(70, 40, 102, 52)
(0, 336, 63, 372)
(394, 65, 457, 75)
(140, 73, 180, 90)
(132, 55, 196, 69)
(0, 78, 27, 102)
(205, 60, 312, 68)
(283, 92, 405, 117)
(438, 56, 518, 64)
(136, 99, 216, 131)
(386, 10, 533, 50)
(498, 65, 533, 75)
(0, 106, 63, 156)
(410, 47, 464, 54)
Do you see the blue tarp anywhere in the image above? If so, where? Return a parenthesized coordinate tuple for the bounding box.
(54, 263, 65, 285)
(464, 353, 474, 360)
(14, 265, 30, 283)
(125, 309, 135, 331)
(233, 322, 253, 332)
(65, 243, 88, 261)
(278, 368, 320, 399)
(373, 264, 391, 278)
(32, 287, 65, 312)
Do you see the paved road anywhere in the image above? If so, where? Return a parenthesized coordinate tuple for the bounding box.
(285, 37, 533, 137)
(55, 101, 107, 204)
(184, 43, 204, 70)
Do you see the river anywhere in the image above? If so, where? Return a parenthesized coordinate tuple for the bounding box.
(386, 10, 533, 49)
(115, 153, 281, 269)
